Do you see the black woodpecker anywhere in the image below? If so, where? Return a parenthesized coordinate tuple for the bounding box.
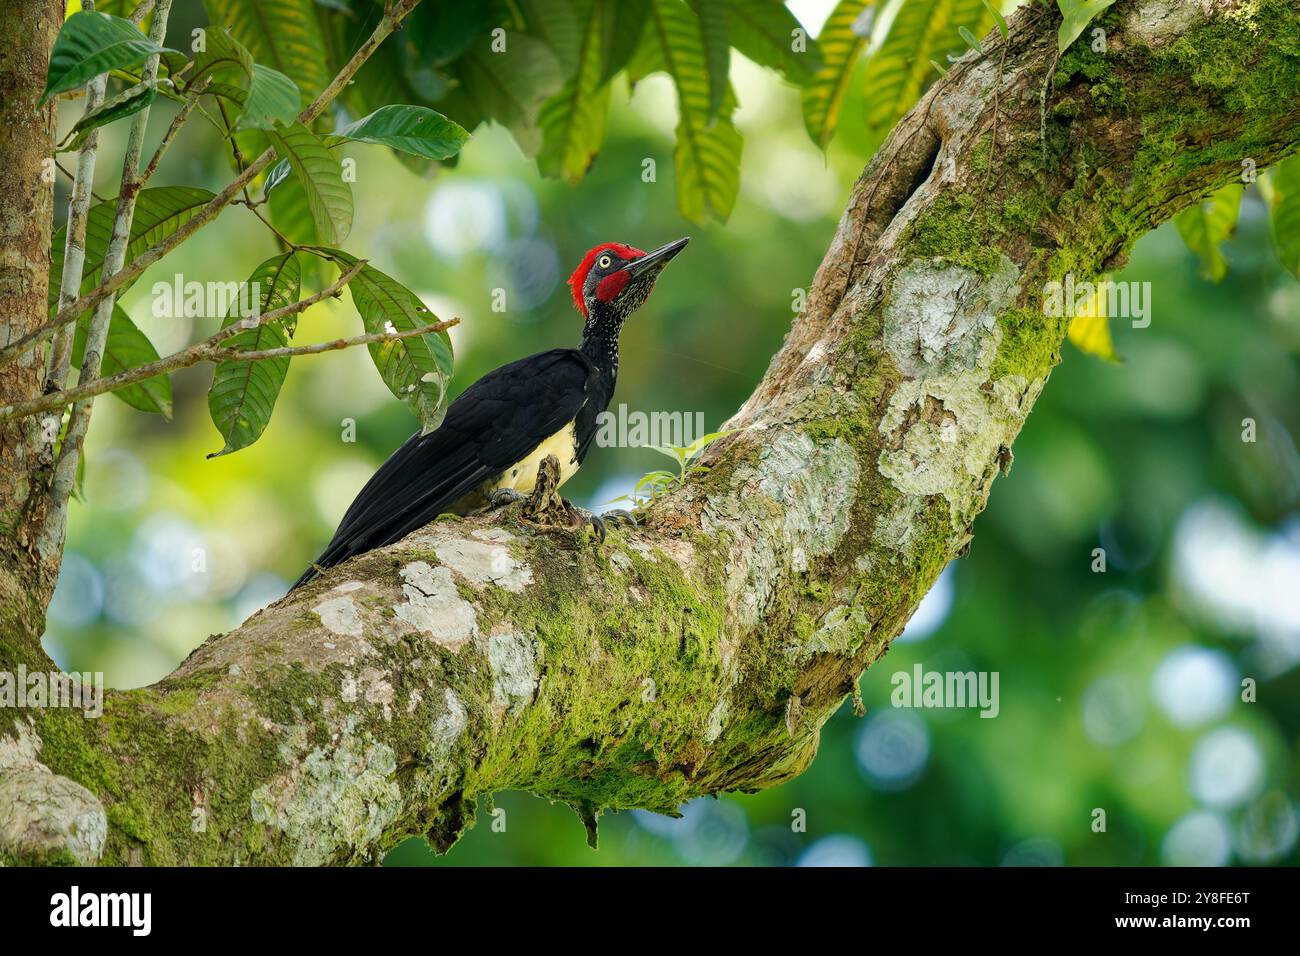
(291, 237, 690, 590)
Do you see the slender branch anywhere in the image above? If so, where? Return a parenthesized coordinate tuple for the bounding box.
(47, 0, 109, 393)
(0, 258, 372, 422)
(45, 0, 174, 527)
(54, 159, 108, 203)
(139, 76, 211, 188)
(129, 0, 156, 26)
(211, 319, 458, 363)
(0, 317, 457, 424)
(0, 0, 424, 371)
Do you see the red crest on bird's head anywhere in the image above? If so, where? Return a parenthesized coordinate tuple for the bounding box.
(569, 242, 645, 317)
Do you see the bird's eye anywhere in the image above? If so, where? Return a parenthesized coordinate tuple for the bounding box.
(597, 254, 613, 269)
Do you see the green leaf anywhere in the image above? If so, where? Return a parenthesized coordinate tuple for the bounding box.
(61, 80, 157, 153)
(724, 0, 822, 85)
(688, 0, 730, 120)
(599, 0, 651, 83)
(268, 166, 321, 244)
(1066, 277, 1119, 363)
(1174, 184, 1242, 282)
(268, 122, 353, 244)
(519, 0, 584, 75)
(1267, 156, 1300, 278)
(958, 25, 982, 52)
(324, 251, 454, 434)
(1056, 0, 1117, 53)
(329, 105, 469, 160)
(983, 0, 1009, 39)
(42, 11, 169, 104)
(683, 428, 737, 458)
(49, 185, 216, 314)
(539, 1, 612, 183)
(674, 110, 742, 225)
(262, 157, 292, 198)
(206, 253, 301, 457)
(202, 0, 333, 102)
(642, 0, 743, 224)
(187, 24, 254, 101)
(449, 32, 565, 157)
(801, 0, 874, 148)
(862, 0, 991, 132)
(72, 306, 173, 416)
(238, 64, 301, 129)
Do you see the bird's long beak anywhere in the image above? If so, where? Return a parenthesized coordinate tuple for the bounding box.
(625, 237, 690, 278)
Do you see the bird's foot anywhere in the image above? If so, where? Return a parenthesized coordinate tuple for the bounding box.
(488, 488, 528, 510)
(573, 507, 637, 543)
(603, 508, 638, 528)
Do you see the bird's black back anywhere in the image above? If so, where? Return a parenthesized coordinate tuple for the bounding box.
(292, 347, 607, 589)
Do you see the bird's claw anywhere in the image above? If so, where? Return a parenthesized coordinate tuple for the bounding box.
(489, 488, 528, 509)
(574, 508, 636, 543)
(603, 508, 638, 527)
(575, 508, 608, 543)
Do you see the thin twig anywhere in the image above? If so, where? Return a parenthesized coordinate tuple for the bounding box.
(54, 159, 109, 204)
(2, 259, 367, 422)
(46, 0, 174, 526)
(0, 314, 457, 425)
(48, 0, 109, 393)
(129, 0, 156, 26)
(0, 0, 424, 371)
(139, 76, 211, 187)
(211, 319, 457, 363)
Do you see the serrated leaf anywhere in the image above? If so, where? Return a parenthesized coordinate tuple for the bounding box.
(206, 253, 301, 456)
(643, 0, 743, 224)
(202, 0, 333, 102)
(1174, 184, 1242, 282)
(49, 185, 216, 315)
(329, 105, 469, 160)
(724, 0, 822, 85)
(1067, 276, 1119, 362)
(539, 2, 612, 183)
(801, 0, 874, 148)
(42, 11, 169, 104)
(238, 63, 301, 129)
(61, 80, 156, 153)
(1057, 0, 1117, 53)
(324, 251, 453, 434)
(72, 306, 173, 415)
(268, 122, 353, 244)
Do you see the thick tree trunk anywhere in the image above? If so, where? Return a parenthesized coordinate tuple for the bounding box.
(2, 0, 1299, 865)
(0, 0, 63, 667)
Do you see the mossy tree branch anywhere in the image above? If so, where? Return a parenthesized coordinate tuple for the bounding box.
(3, 0, 1299, 865)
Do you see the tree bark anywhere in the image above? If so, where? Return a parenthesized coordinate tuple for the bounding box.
(0, 0, 63, 667)
(2, 0, 1299, 865)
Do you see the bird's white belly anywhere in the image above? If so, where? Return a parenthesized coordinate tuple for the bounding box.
(488, 421, 580, 494)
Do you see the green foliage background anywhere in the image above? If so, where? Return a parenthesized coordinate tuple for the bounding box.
(42, 0, 1300, 866)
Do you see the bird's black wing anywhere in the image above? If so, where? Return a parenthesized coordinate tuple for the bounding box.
(292, 348, 593, 588)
